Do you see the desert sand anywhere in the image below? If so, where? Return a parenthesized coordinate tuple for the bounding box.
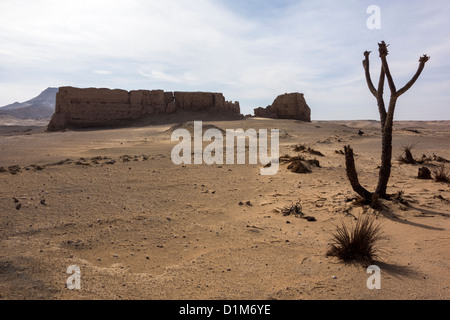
(0, 119, 449, 300)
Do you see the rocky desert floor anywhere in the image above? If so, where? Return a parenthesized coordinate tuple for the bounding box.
(0, 118, 449, 300)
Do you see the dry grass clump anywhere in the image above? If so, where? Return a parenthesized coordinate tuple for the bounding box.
(279, 155, 321, 174)
(433, 165, 450, 183)
(293, 144, 324, 157)
(280, 199, 317, 222)
(397, 144, 448, 166)
(281, 199, 304, 217)
(287, 161, 311, 174)
(327, 215, 384, 265)
(397, 144, 417, 164)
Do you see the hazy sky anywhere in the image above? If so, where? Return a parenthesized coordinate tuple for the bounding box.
(0, 0, 449, 120)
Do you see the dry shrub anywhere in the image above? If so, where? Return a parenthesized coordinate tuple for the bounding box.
(327, 215, 384, 265)
(306, 148, 324, 157)
(280, 155, 320, 174)
(287, 161, 311, 174)
(307, 159, 321, 167)
(280, 154, 305, 163)
(391, 190, 409, 206)
(293, 144, 307, 152)
(280, 199, 317, 221)
(433, 154, 449, 163)
(281, 200, 304, 217)
(433, 165, 450, 183)
(397, 145, 448, 166)
(293, 144, 324, 157)
(397, 144, 417, 164)
(419, 154, 433, 163)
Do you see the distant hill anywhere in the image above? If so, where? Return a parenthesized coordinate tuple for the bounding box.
(0, 87, 58, 119)
(0, 113, 51, 127)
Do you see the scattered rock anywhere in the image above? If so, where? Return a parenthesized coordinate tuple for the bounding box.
(433, 154, 449, 163)
(56, 159, 73, 165)
(8, 165, 21, 175)
(405, 128, 421, 134)
(418, 166, 432, 180)
(75, 161, 90, 166)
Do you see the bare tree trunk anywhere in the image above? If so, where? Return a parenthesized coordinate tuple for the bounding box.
(376, 97, 397, 198)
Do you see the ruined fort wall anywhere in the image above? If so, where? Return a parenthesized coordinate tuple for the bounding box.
(254, 93, 311, 122)
(48, 87, 241, 131)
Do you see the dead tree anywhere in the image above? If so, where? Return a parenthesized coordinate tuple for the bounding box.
(345, 41, 430, 203)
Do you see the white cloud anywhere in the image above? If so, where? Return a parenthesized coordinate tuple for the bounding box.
(93, 70, 113, 75)
(0, 0, 449, 119)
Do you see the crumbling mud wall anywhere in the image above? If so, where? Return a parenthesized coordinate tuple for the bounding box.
(47, 87, 241, 131)
(254, 93, 311, 122)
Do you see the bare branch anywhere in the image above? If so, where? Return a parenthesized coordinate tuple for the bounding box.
(378, 41, 397, 94)
(377, 66, 387, 126)
(397, 55, 430, 97)
(363, 51, 378, 98)
(344, 145, 373, 202)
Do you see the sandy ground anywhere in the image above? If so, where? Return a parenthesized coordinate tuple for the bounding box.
(0, 119, 449, 300)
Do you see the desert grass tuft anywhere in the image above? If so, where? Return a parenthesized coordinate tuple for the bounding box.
(397, 144, 417, 164)
(327, 214, 384, 265)
(433, 164, 450, 183)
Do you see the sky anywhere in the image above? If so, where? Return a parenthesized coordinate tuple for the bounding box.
(0, 0, 449, 120)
